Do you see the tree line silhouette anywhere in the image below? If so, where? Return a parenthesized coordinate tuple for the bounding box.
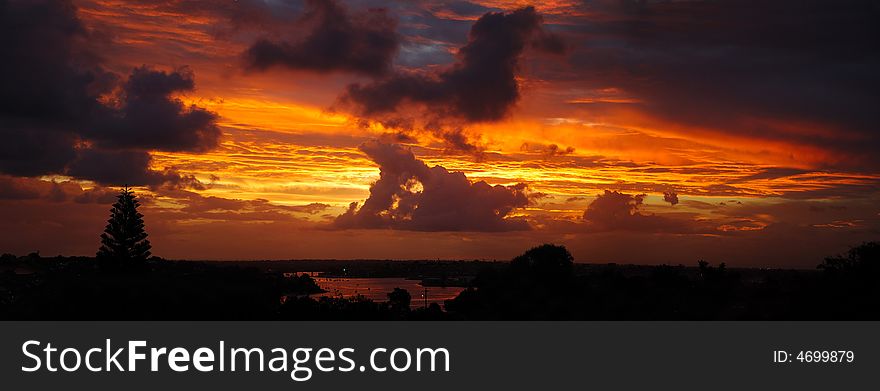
(0, 188, 877, 320)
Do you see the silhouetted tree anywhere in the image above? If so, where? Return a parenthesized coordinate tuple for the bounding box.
(816, 242, 880, 317)
(698, 260, 728, 282)
(96, 187, 151, 264)
(510, 244, 574, 280)
(819, 242, 880, 276)
(387, 287, 411, 312)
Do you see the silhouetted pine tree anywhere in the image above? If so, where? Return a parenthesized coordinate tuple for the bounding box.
(97, 187, 151, 263)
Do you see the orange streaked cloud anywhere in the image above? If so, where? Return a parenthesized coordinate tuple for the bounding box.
(1, 0, 878, 266)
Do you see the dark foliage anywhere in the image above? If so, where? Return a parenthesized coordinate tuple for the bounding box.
(1, 242, 878, 320)
(510, 244, 573, 281)
(387, 287, 411, 313)
(819, 241, 880, 275)
(812, 242, 880, 318)
(0, 255, 322, 320)
(444, 242, 880, 320)
(96, 187, 151, 265)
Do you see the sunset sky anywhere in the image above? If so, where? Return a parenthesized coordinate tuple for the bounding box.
(1, 0, 878, 266)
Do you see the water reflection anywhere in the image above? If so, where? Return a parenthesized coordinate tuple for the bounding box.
(312, 277, 465, 307)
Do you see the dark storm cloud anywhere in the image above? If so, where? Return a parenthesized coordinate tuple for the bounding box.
(333, 141, 531, 231)
(0, 0, 105, 122)
(520, 143, 576, 158)
(0, 125, 79, 177)
(582, 190, 694, 232)
(342, 6, 565, 122)
(0, 175, 118, 203)
(435, 128, 484, 155)
(0, 0, 100, 177)
(66, 149, 200, 188)
(243, 0, 399, 76)
(88, 66, 221, 152)
(0, 0, 219, 186)
(568, 0, 880, 170)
